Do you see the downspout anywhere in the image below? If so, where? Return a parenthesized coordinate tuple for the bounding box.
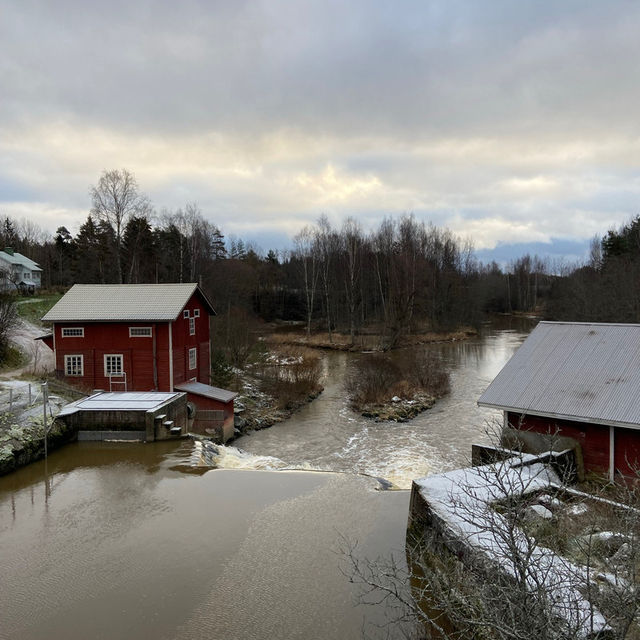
(152, 323, 158, 390)
(52, 324, 57, 374)
(609, 425, 615, 483)
(169, 321, 174, 391)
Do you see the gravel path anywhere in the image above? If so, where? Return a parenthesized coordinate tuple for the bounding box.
(1, 317, 54, 379)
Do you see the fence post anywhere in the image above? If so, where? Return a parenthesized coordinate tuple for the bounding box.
(28, 383, 32, 405)
(42, 383, 48, 459)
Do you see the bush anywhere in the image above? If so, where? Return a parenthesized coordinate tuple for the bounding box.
(255, 346, 323, 409)
(0, 294, 18, 362)
(210, 349, 234, 388)
(346, 350, 449, 407)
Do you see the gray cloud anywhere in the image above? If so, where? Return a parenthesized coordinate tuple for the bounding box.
(2, 0, 640, 252)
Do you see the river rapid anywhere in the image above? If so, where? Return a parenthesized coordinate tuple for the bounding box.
(0, 317, 533, 640)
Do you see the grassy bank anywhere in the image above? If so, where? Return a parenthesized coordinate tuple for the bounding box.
(15, 292, 64, 327)
(266, 327, 476, 352)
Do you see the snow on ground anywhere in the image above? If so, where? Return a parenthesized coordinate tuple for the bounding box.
(415, 456, 610, 638)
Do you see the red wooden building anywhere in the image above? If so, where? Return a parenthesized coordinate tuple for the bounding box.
(39, 283, 236, 441)
(478, 321, 640, 482)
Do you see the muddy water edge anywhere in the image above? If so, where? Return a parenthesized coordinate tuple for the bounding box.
(0, 316, 534, 640)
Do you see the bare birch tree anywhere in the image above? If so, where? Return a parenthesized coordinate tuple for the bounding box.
(90, 169, 150, 283)
(294, 226, 320, 338)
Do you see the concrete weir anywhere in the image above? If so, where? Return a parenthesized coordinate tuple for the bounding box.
(56, 391, 189, 442)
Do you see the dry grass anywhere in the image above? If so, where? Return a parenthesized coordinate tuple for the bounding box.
(265, 328, 476, 352)
(254, 346, 324, 410)
(346, 351, 450, 408)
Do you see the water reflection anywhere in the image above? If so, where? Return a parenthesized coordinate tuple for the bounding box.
(0, 442, 410, 640)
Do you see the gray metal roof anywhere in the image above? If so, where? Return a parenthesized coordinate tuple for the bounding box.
(0, 250, 42, 271)
(42, 283, 215, 322)
(58, 391, 182, 415)
(174, 381, 237, 403)
(478, 321, 640, 429)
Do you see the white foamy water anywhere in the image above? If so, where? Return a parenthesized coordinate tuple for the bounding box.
(198, 321, 534, 490)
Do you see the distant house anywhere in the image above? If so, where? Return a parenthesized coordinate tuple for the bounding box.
(0, 247, 42, 293)
(478, 321, 640, 482)
(39, 283, 237, 441)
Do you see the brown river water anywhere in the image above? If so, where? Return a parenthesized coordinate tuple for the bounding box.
(0, 317, 533, 640)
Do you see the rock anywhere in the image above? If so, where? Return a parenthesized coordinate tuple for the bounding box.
(537, 493, 563, 510)
(567, 502, 589, 516)
(609, 542, 632, 566)
(525, 504, 554, 521)
(391, 396, 401, 403)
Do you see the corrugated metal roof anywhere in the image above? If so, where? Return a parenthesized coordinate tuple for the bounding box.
(58, 391, 181, 415)
(478, 321, 640, 428)
(174, 381, 237, 403)
(42, 283, 215, 322)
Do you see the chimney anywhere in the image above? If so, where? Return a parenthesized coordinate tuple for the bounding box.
(4, 247, 13, 256)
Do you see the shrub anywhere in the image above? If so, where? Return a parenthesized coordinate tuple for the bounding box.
(346, 349, 449, 408)
(255, 346, 323, 409)
(210, 349, 234, 388)
(0, 294, 18, 362)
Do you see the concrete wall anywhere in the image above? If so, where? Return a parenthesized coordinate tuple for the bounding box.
(58, 394, 188, 442)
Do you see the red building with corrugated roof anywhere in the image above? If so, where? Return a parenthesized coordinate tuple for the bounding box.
(39, 283, 236, 441)
(478, 321, 640, 482)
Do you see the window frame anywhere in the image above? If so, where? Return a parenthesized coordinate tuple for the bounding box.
(194, 309, 200, 318)
(188, 347, 197, 370)
(62, 327, 84, 338)
(189, 317, 195, 336)
(129, 326, 152, 338)
(183, 310, 189, 318)
(64, 354, 84, 376)
(104, 354, 124, 377)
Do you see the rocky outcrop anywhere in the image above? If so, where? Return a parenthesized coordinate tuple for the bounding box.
(359, 393, 436, 422)
(0, 416, 77, 476)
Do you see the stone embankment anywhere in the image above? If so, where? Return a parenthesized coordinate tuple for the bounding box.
(0, 413, 77, 476)
(359, 393, 436, 422)
(233, 382, 322, 435)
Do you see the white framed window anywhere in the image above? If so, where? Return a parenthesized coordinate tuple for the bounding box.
(188, 347, 197, 370)
(104, 354, 124, 377)
(194, 309, 200, 318)
(183, 310, 189, 318)
(189, 317, 195, 335)
(129, 327, 152, 337)
(62, 327, 84, 337)
(65, 354, 83, 376)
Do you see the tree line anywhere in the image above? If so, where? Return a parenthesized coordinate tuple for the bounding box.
(5, 169, 640, 350)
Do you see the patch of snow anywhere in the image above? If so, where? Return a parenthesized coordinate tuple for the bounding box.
(414, 457, 610, 637)
(526, 504, 554, 520)
(568, 503, 589, 516)
(537, 493, 563, 510)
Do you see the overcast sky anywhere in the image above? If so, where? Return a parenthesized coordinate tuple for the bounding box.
(2, 1, 639, 262)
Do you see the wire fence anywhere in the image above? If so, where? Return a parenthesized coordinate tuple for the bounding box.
(0, 382, 43, 415)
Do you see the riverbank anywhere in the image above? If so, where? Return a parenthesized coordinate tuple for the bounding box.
(266, 327, 477, 352)
(0, 410, 76, 475)
(233, 375, 323, 434)
(359, 393, 437, 422)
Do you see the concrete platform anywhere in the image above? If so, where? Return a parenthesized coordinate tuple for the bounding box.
(57, 391, 188, 442)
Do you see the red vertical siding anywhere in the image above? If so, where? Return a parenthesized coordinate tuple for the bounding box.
(171, 292, 211, 388)
(614, 427, 640, 477)
(50, 290, 212, 394)
(508, 411, 611, 474)
(54, 322, 161, 392)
